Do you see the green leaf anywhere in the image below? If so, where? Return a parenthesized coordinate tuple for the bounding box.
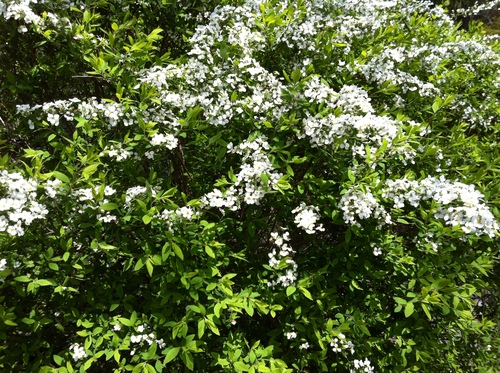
(345, 229, 351, 244)
(82, 163, 99, 179)
(134, 256, 147, 271)
(146, 259, 154, 277)
(35, 279, 57, 286)
(347, 169, 355, 183)
(146, 342, 158, 360)
(432, 101, 440, 113)
(155, 360, 163, 372)
(260, 173, 269, 185)
(404, 302, 415, 318)
(53, 354, 64, 366)
(52, 171, 70, 183)
(164, 347, 180, 364)
(286, 286, 296, 297)
(172, 243, 184, 260)
(205, 246, 215, 258)
(299, 287, 313, 300)
(234, 361, 249, 371)
(244, 301, 254, 316)
(421, 303, 432, 320)
(14, 276, 32, 282)
(198, 319, 205, 339)
(291, 68, 302, 82)
(394, 297, 407, 305)
(100, 202, 119, 211)
(118, 317, 134, 327)
(214, 303, 222, 318)
(181, 350, 194, 371)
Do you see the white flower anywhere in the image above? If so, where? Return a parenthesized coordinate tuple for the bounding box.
(150, 133, 178, 149)
(292, 203, 324, 234)
(70, 344, 86, 361)
(104, 186, 116, 196)
(130, 335, 142, 343)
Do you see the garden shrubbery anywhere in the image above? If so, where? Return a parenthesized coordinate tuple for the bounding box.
(1, 0, 500, 372)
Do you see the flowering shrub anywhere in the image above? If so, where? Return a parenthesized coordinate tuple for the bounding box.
(1, 0, 500, 372)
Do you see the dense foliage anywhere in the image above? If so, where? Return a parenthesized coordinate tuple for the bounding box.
(1, 0, 500, 372)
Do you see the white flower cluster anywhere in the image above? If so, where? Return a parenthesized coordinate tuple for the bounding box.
(71, 185, 117, 222)
(413, 232, 441, 253)
(303, 76, 337, 105)
(299, 81, 400, 159)
(150, 132, 178, 150)
(292, 203, 324, 234)
(1, 0, 40, 24)
(69, 343, 86, 361)
(453, 0, 500, 16)
(286, 326, 297, 340)
(0, 258, 7, 271)
(0, 170, 48, 236)
(351, 358, 375, 373)
(351, 36, 500, 127)
(17, 97, 136, 129)
(73, 188, 94, 203)
(1, 0, 69, 32)
(129, 324, 166, 356)
(72, 185, 115, 202)
(137, 1, 287, 130)
(339, 187, 392, 227)
(341, 176, 499, 238)
(124, 186, 149, 206)
(45, 179, 63, 198)
(336, 85, 375, 115)
(100, 143, 132, 162)
(383, 176, 499, 237)
(156, 206, 198, 231)
(267, 230, 298, 288)
(353, 47, 440, 97)
(201, 137, 283, 210)
(331, 333, 355, 354)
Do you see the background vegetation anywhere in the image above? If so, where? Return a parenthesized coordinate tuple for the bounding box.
(1, 0, 500, 372)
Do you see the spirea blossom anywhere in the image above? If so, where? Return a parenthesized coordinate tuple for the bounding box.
(331, 333, 355, 355)
(150, 132, 178, 149)
(352, 358, 375, 373)
(267, 230, 298, 288)
(383, 176, 499, 237)
(292, 203, 325, 234)
(157, 206, 198, 231)
(127, 323, 166, 348)
(69, 343, 86, 361)
(339, 187, 392, 227)
(0, 170, 48, 236)
(201, 137, 283, 210)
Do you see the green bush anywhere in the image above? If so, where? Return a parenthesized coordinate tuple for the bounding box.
(1, 0, 500, 372)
